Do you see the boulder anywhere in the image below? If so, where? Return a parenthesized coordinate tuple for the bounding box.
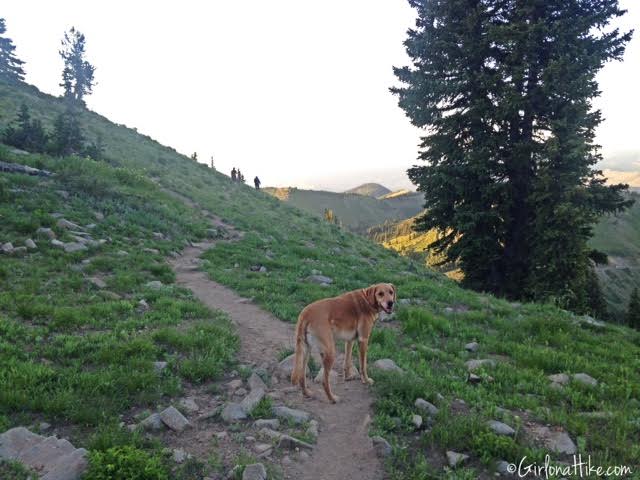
(465, 359, 496, 371)
(306, 274, 333, 285)
(240, 388, 265, 414)
(25, 239, 37, 249)
(276, 354, 309, 378)
(1, 242, 13, 254)
(221, 402, 248, 423)
(88, 277, 107, 289)
(254, 419, 280, 430)
(573, 373, 597, 387)
(372, 359, 403, 373)
(414, 398, 438, 416)
(371, 436, 392, 457)
(412, 414, 423, 429)
(140, 413, 165, 431)
(242, 463, 267, 480)
(488, 420, 516, 437)
(63, 242, 87, 253)
(145, 280, 164, 289)
(248, 372, 268, 392)
(36, 227, 56, 239)
(464, 341, 479, 352)
(446, 450, 469, 468)
(272, 406, 310, 425)
(548, 373, 570, 385)
(159, 406, 191, 432)
(179, 397, 200, 414)
(56, 219, 81, 230)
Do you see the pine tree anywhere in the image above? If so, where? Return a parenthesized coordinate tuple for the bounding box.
(2, 104, 48, 152)
(49, 108, 85, 156)
(393, 0, 633, 308)
(627, 288, 640, 329)
(59, 27, 95, 105)
(0, 18, 25, 84)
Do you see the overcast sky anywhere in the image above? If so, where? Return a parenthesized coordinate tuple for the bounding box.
(3, 0, 639, 191)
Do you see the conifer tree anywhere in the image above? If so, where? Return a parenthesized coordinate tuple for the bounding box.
(393, 0, 633, 309)
(49, 108, 85, 156)
(627, 288, 640, 329)
(2, 104, 48, 152)
(0, 18, 25, 84)
(59, 27, 95, 105)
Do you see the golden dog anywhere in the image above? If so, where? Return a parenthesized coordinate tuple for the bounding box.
(290, 283, 396, 403)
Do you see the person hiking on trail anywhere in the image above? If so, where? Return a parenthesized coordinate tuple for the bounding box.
(231, 167, 237, 181)
(237, 169, 244, 183)
(254, 176, 261, 190)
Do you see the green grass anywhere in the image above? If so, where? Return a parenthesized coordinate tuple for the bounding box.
(2, 81, 640, 478)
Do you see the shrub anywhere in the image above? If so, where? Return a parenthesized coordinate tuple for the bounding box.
(85, 445, 168, 480)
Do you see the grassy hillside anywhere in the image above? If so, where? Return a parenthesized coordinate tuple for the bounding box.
(263, 186, 423, 233)
(344, 182, 392, 198)
(2, 82, 640, 478)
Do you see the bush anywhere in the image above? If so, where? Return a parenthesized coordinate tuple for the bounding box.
(85, 445, 168, 480)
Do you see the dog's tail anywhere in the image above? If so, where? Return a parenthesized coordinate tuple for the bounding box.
(290, 313, 308, 386)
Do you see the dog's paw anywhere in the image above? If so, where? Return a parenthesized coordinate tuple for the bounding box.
(303, 389, 314, 398)
(367, 377, 375, 385)
(344, 371, 358, 381)
(361, 377, 374, 385)
(330, 395, 340, 404)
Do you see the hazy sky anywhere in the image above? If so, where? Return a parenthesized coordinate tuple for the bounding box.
(3, 1, 639, 191)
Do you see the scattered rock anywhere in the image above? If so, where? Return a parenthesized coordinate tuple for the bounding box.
(488, 420, 516, 436)
(468, 373, 482, 384)
(25, 239, 37, 249)
(464, 341, 479, 352)
(234, 387, 248, 397)
(306, 420, 319, 440)
(259, 428, 313, 450)
(272, 406, 310, 425)
(88, 277, 107, 289)
(250, 265, 267, 272)
(240, 388, 265, 414)
(36, 227, 56, 239)
(12, 246, 27, 255)
(276, 354, 309, 378)
(143, 248, 160, 254)
(525, 425, 576, 454)
(254, 419, 280, 430)
(172, 448, 190, 463)
(446, 450, 469, 468)
(496, 460, 512, 475)
(94, 212, 104, 221)
(1, 242, 13, 254)
(415, 398, 438, 416)
(371, 436, 392, 457)
(465, 359, 496, 371)
(140, 413, 165, 431)
(243, 463, 267, 480)
(159, 406, 191, 432)
(248, 372, 268, 391)
(548, 373, 570, 385)
(145, 280, 164, 289)
(116, 250, 129, 256)
(221, 402, 248, 423)
(179, 397, 200, 414)
(573, 373, 597, 386)
(153, 361, 168, 373)
(63, 242, 88, 253)
(412, 414, 423, 429)
(57, 219, 81, 230)
(137, 299, 150, 312)
(38, 422, 51, 432)
(227, 379, 244, 391)
(51, 239, 65, 248)
(306, 274, 333, 285)
(372, 358, 403, 373)
(0, 427, 88, 479)
(152, 232, 165, 239)
(314, 367, 339, 384)
(253, 443, 272, 455)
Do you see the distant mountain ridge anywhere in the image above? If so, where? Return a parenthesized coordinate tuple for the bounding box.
(344, 182, 391, 198)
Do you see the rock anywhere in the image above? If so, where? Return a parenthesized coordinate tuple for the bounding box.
(415, 398, 438, 416)
(250, 265, 266, 272)
(116, 250, 129, 256)
(276, 354, 309, 378)
(258, 266, 267, 273)
(240, 388, 265, 414)
(243, 463, 267, 480)
(526, 425, 576, 454)
(153, 361, 168, 373)
(12, 246, 27, 255)
(36, 227, 56, 239)
(63, 242, 87, 253)
(214, 431, 228, 440)
(25, 239, 37, 249)
(221, 402, 248, 423)
(306, 420, 319, 440)
(254, 419, 280, 430)
(145, 280, 164, 289)
(464, 341, 479, 352)
(258, 428, 313, 450)
(172, 448, 189, 464)
(488, 420, 516, 436)
(152, 232, 165, 239)
(94, 212, 104, 221)
(465, 359, 496, 371)
(137, 299, 150, 312)
(51, 239, 65, 248)
(143, 248, 160, 254)
(371, 436, 392, 457)
(179, 397, 200, 414)
(310, 269, 322, 275)
(306, 274, 333, 284)
(226, 465, 243, 480)
(57, 219, 81, 230)
(372, 358, 403, 373)
(234, 387, 248, 397)
(88, 277, 107, 289)
(159, 406, 191, 432)
(314, 367, 339, 384)
(39, 422, 52, 432)
(253, 443, 272, 455)
(1, 242, 13, 254)
(248, 372, 268, 391)
(496, 460, 512, 475)
(412, 414, 423, 429)
(140, 413, 165, 431)
(273, 406, 310, 425)
(468, 373, 482, 384)
(0, 427, 88, 480)
(227, 379, 244, 391)
(573, 373, 597, 386)
(446, 450, 469, 468)
(548, 373, 570, 385)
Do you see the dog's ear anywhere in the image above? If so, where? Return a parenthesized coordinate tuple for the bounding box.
(364, 285, 378, 308)
(390, 283, 397, 302)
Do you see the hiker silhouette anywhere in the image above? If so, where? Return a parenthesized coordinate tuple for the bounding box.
(254, 176, 261, 189)
(231, 167, 237, 181)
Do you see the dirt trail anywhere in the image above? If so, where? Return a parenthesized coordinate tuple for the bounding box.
(166, 197, 384, 480)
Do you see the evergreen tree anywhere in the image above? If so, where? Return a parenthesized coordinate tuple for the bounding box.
(0, 18, 25, 84)
(49, 108, 85, 156)
(627, 288, 640, 329)
(59, 27, 95, 105)
(2, 104, 48, 152)
(393, 0, 633, 309)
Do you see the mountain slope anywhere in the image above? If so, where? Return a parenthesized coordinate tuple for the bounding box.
(1, 81, 639, 478)
(344, 182, 391, 197)
(263, 186, 423, 233)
